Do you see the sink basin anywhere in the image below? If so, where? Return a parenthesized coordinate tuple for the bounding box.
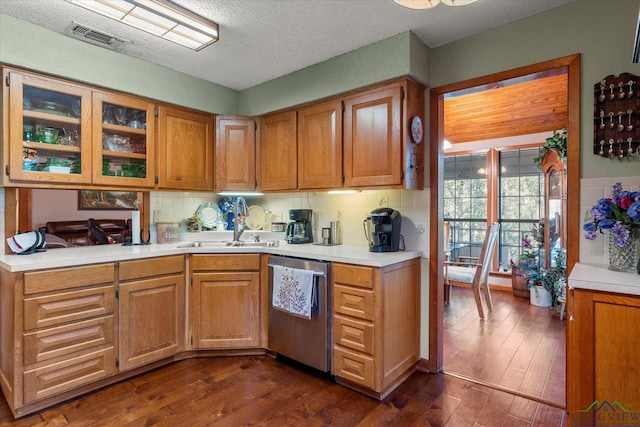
(178, 240, 279, 248)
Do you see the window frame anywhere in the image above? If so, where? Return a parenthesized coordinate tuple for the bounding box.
(444, 142, 543, 273)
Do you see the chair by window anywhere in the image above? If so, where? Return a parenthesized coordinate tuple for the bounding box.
(444, 222, 500, 319)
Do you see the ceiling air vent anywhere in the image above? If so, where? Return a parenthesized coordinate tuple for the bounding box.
(66, 22, 129, 49)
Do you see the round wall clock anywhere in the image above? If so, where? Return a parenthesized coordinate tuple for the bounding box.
(410, 116, 423, 144)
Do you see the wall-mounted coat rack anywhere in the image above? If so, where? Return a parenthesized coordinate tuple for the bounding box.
(593, 72, 640, 159)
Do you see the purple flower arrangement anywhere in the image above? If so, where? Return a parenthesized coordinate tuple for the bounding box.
(583, 182, 640, 247)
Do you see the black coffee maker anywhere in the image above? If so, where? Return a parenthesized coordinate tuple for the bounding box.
(363, 208, 402, 252)
(285, 209, 313, 244)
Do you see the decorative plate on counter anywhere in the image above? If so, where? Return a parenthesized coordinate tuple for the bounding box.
(245, 205, 266, 230)
(196, 203, 222, 229)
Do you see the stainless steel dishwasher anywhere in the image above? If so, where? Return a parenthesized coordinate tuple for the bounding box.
(268, 255, 331, 372)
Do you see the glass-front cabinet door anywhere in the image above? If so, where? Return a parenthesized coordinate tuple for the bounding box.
(92, 92, 155, 187)
(6, 69, 92, 184)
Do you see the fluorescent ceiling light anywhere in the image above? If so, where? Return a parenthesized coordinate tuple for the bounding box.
(393, 0, 476, 9)
(66, 0, 219, 50)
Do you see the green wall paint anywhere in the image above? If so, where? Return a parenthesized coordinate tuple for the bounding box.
(238, 32, 420, 116)
(3, 1, 639, 180)
(430, 0, 640, 179)
(0, 14, 238, 114)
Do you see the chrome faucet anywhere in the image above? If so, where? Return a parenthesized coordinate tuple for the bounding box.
(233, 196, 248, 242)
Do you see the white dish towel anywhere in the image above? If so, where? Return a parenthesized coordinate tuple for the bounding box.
(272, 264, 315, 319)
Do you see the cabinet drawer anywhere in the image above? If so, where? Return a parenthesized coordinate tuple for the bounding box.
(24, 286, 115, 330)
(333, 347, 374, 389)
(23, 347, 116, 403)
(23, 316, 115, 366)
(191, 254, 260, 271)
(334, 314, 374, 355)
(333, 263, 374, 289)
(333, 284, 374, 321)
(119, 255, 184, 281)
(24, 264, 114, 295)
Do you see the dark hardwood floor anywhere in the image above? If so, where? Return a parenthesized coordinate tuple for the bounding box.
(0, 353, 567, 426)
(444, 286, 566, 408)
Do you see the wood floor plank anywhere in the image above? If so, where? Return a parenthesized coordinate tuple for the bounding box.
(0, 355, 567, 426)
(445, 287, 566, 408)
(474, 389, 515, 426)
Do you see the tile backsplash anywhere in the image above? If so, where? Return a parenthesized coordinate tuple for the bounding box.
(150, 189, 430, 256)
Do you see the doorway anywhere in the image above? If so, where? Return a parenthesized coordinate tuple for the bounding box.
(427, 54, 581, 405)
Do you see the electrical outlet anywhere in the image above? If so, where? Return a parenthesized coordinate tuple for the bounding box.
(416, 224, 425, 235)
(153, 210, 161, 223)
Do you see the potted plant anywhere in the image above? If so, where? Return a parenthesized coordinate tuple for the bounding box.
(533, 128, 567, 168)
(526, 249, 566, 308)
(511, 221, 544, 298)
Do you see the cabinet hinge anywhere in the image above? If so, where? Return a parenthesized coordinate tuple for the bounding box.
(254, 122, 257, 131)
(401, 170, 405, 180)
(154, 108, 159, 117)
(115, 289, 119, 299)
(190, 336, 193, 346)
(401, 88, 405, 99)
(5, 165, 9, 176)
(341, 101, 345, 113)
(155, 176, 159, 185)
(342, 175, 345, 184)
(5, 75, 9, 87)
(190, 277, 193, 286)
(115, 358, 119, 368)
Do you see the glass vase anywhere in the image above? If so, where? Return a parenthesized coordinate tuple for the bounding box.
(608, 236, 638, 272)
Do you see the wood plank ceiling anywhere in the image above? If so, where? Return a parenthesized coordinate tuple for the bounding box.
(444, 73, 568, 144)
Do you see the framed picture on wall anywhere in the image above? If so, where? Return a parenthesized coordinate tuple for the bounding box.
(78, 191, 141, 210)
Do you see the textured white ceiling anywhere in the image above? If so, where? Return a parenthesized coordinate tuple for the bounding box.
(0, 0, 575, 90)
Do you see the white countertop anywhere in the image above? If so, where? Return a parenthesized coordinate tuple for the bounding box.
(0, 235, 423, 272)
(569, 263, 640, 296)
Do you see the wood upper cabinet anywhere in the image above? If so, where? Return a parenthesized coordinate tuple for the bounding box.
(259, 110, 297, 191)
(343, 85, 402, 188)
(191, 254, 261, 349)
(567, 289, 640, 426)
(157, 105, 215, 190)
(92, 91, 156, 187)
(216, 116, 257, 191)
(332, 259, 420, 399)
(297, 99, 343, 190)
(3, 67, 93, 185)
(118, 256, 186, 371)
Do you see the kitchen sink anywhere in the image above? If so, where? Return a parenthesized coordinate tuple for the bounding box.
(178, 240, 279, 248)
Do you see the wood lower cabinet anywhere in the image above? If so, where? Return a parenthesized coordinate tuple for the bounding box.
(157, 105, 215, 190)
(118, 255, 186, 371)
(216, 116, 257, 191)
(0, 263, 117, 417)
(190, 254, 261, 349)
(567, 288, 640, 426)
(331, 259, 420, 399)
